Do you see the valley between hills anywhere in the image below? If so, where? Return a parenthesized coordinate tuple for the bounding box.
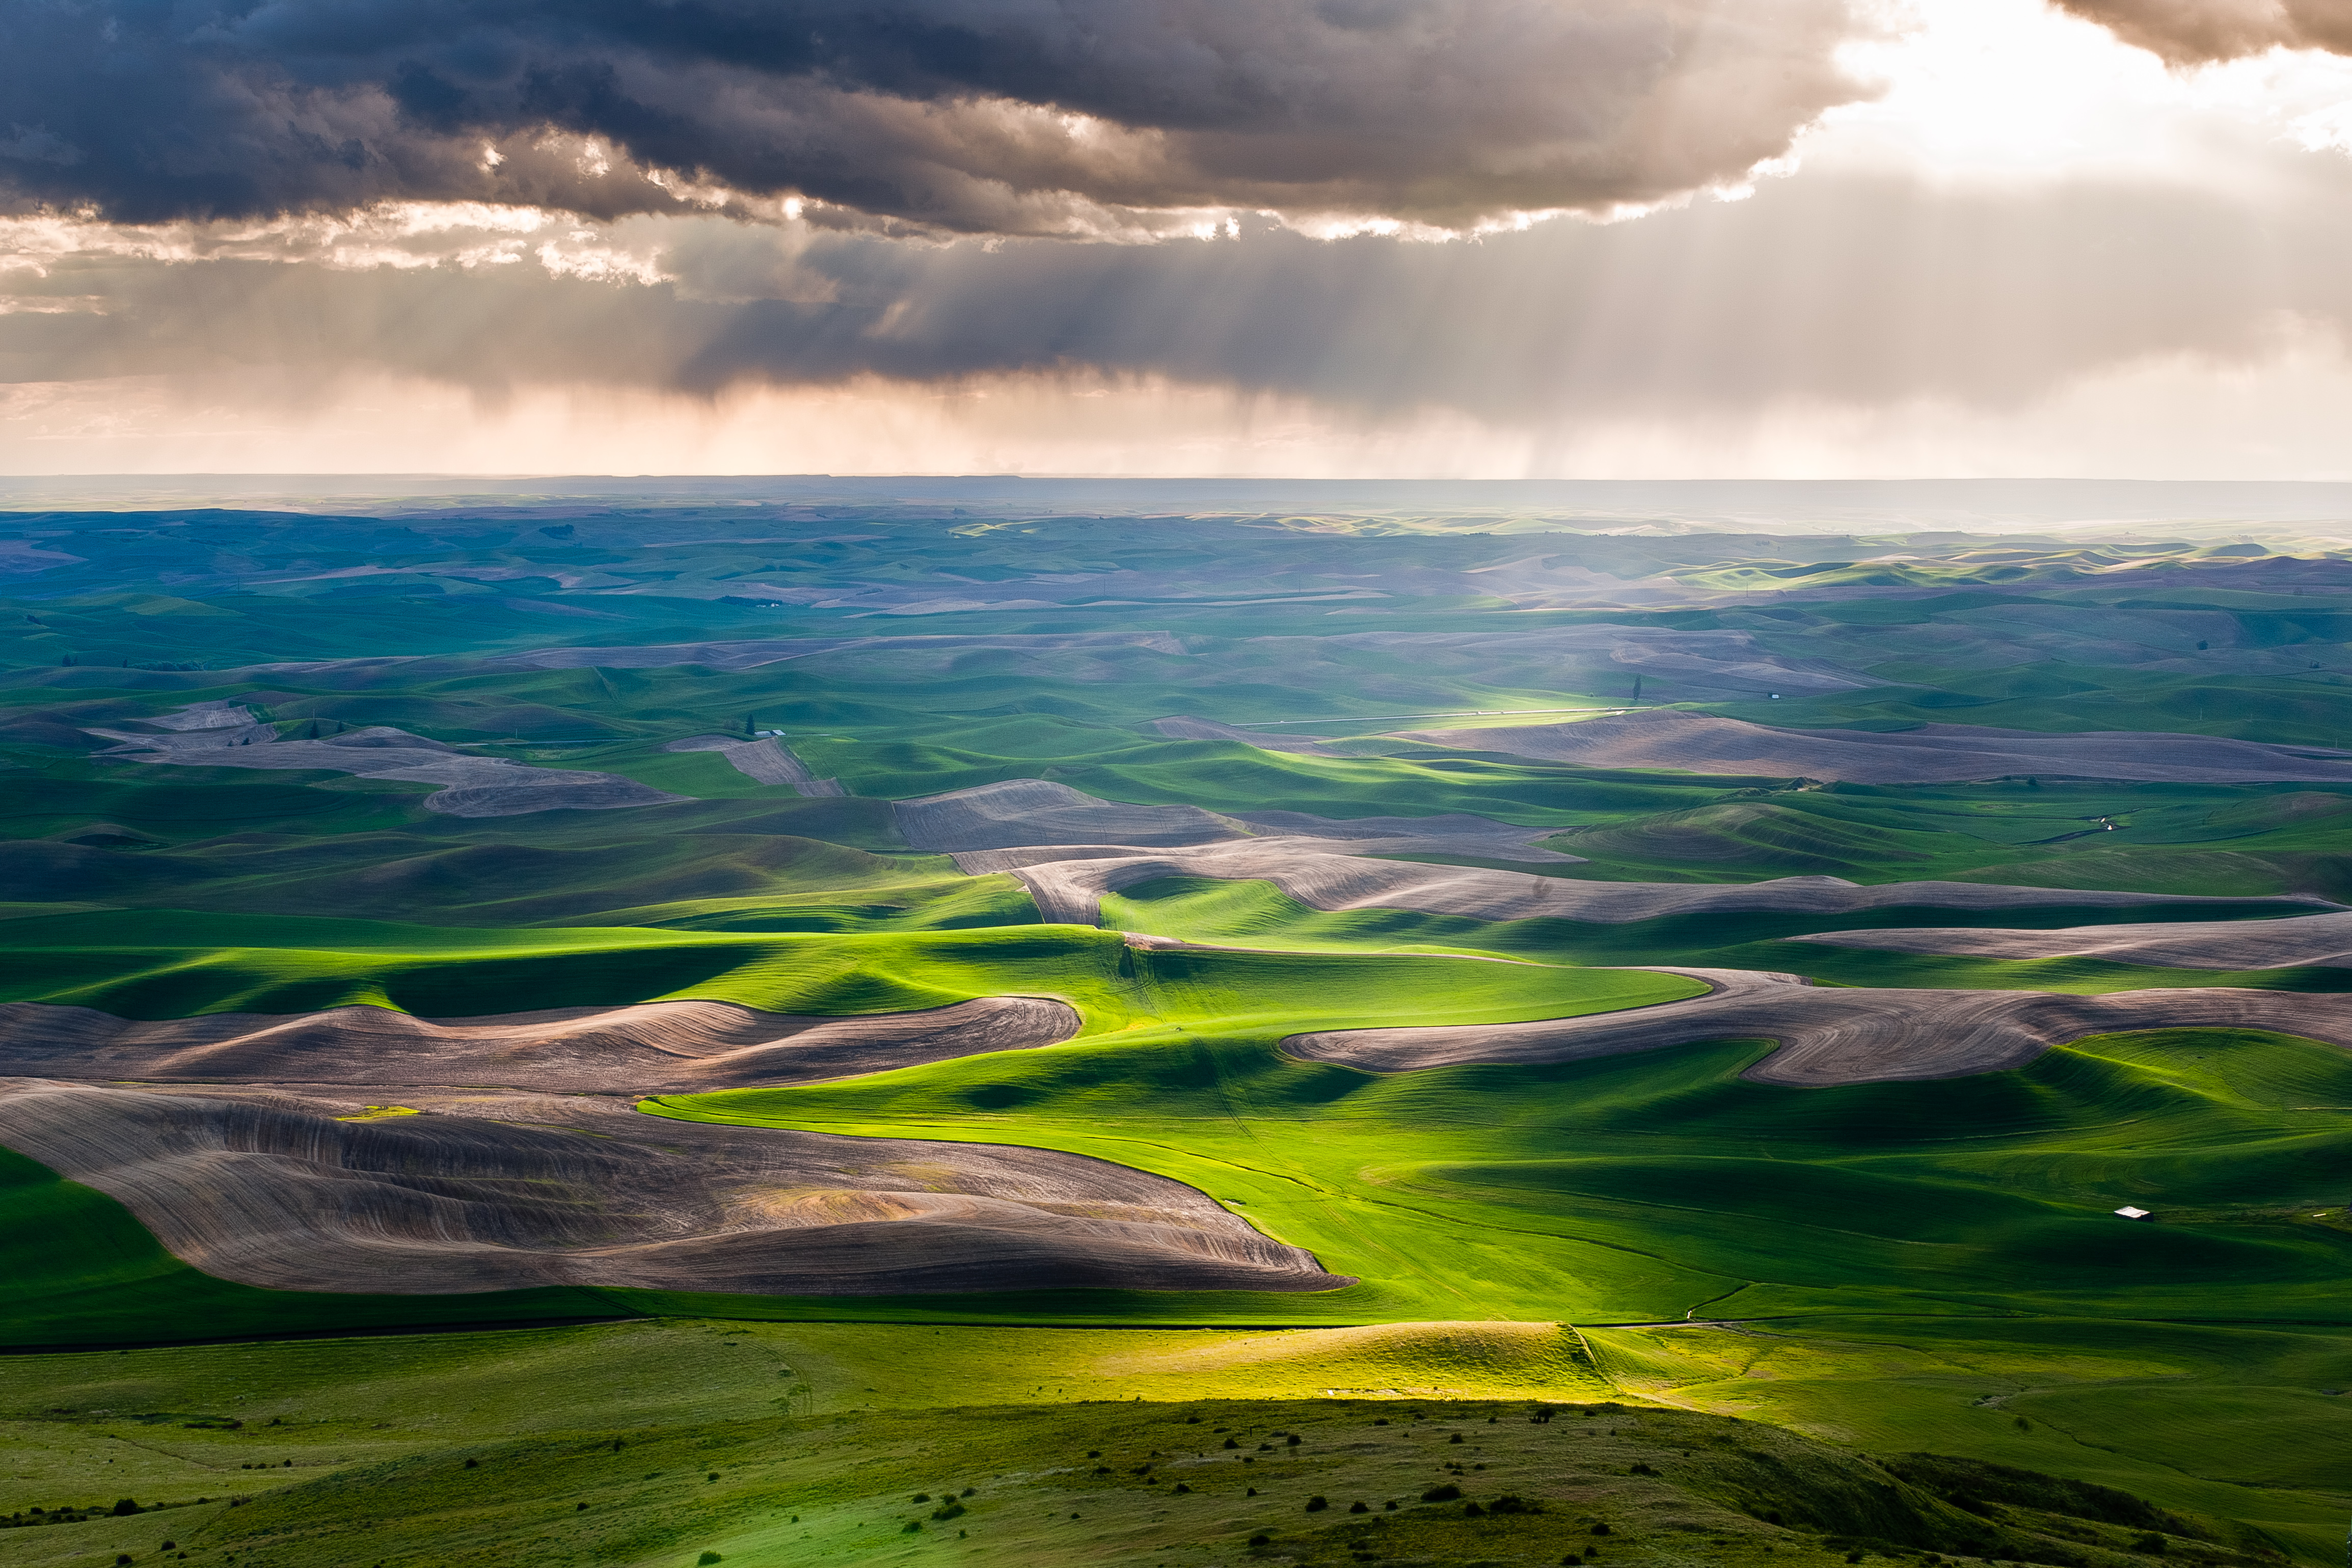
(4, 479, 2352, 1568)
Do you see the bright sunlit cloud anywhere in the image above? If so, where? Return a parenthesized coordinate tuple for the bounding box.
(1812, 0, 2352, 183)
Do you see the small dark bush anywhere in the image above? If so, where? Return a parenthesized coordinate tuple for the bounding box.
(1422, 1483, 1462, 1503)
(1464, 1502, 1484, 1516)
(1249, 1534, 1271, 1547)
(912, 1494, 930, 1503)
(1628, 1463, 1658, 1476)
(1224, 1438, 1239, 1449)
(931, 1501, 965, 1522)
(1186, 1416, 1199, 1424)
(113, 1500, 141, 1516)
(1449, 1434, 1464, 1445)
(2134, 1535, 2168, 1555)
(159, 1545, 175, 1553)
(962, 1488, 975, 1497)
(1174, 1483, 1192, 1495)
(1593, 1522, 1613, 1534)
(1286, 1435, 1302, 1447)
(1349, 1501, 1369, 1514)
(1373, 1418, 1389, 1426)
(1306, 1497, 1329, 1512)
(462, 1459, 477, 1470)
(576, 1503, 588, 1511)
(698, 1554, 723, 1565)
(901, 1521, 921, 1533)
(1489, 1495, 1539, 1515)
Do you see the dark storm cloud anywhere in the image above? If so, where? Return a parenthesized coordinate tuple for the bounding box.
(0, 0, 1878, 234)
(2053, 0, 2352, 63)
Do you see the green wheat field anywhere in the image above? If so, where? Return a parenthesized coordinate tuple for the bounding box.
(5, 481, 2352, 1568)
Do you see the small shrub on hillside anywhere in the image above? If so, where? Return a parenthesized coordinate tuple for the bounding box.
(2135, 1534, 2168, 1555)
(698, 1555, 723, 1565)
(1489, 1495, 1539, 1515)
(1248, 1534, 1271, 1547)
(1306, 1497, 1328, 1512)
(1421, 1483, 1462, 1503)
(1349, 1501, 1369, 1514)
(1224, 1438, 1240, 1449)
(1628, 1463, 1658, 1476)
(112, 1500, 140, 1516)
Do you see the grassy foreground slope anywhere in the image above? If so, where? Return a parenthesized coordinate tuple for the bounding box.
(0, 1317, 2315, 1568)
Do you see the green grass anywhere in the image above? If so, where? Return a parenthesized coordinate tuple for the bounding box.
(0, 909, 1695, 1023)
(17, 512, 2352, 1567)
(0, 934, 1695, 1344)
(651, 1027, 2352, 1327)
(1586, 1314, 2352, 1563)
(1099, 875, 2348, 993)
(0, 1318, 2279, 1568)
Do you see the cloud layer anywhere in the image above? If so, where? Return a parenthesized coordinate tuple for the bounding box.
(0, 0, 1880, 236)
(2053, 0, 2352, 64)
(9, 145, 2347, 424)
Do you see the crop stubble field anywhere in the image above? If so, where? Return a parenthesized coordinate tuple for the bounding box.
(5, 480, 2352, 1566)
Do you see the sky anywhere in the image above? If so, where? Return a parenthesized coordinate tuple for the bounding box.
(6, 0, 2352, 478)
